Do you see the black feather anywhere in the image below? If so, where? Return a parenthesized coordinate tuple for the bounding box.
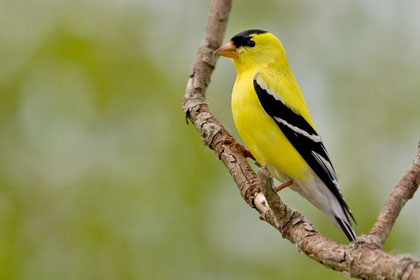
(231, 29, 267, 48)
(335, 216, 356, 242)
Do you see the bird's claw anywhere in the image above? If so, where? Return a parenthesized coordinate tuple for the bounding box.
(223, 137, 256, 161)
(245, 180, 261, 207)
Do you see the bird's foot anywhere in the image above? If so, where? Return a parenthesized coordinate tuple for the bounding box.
(245, 180, 261, 206)
(223, 137, 256, 161)
(274, 180, 294, 192)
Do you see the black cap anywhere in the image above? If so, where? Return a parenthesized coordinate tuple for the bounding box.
(230, 29, 267, 48)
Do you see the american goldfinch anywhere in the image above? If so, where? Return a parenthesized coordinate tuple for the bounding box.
(215, 29, 356, 241)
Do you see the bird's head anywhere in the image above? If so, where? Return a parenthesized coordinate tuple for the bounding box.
(215, 29, 288, 73)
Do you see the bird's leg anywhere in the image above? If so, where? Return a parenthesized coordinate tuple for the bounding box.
(223, 137, 256, 161)
(274, 180, 294, 192)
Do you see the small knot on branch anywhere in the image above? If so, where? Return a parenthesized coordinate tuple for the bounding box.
(254, 166, 288, 230)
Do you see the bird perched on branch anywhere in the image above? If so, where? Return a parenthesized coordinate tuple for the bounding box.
(214, 29, 356, 242)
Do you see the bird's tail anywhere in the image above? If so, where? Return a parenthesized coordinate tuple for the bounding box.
(292, 177, 357, 242)
(328, 199, 357, 242)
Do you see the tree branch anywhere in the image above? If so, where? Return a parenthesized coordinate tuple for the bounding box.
(182, 0, 259, 205)
(369, 145, 420, 248)
(254, 164, 420, 279)
(182, 0, 420, 279)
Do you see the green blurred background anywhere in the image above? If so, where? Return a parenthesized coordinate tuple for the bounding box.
(1, 0, 419, 279)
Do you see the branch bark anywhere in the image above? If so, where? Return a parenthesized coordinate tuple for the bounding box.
(182, 0, 420, 279)
(182, 0, 259, 204)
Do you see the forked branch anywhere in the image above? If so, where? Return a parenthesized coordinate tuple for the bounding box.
(182, 0, 420, 279)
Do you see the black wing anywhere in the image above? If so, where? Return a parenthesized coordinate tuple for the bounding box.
(253, 74, 355, 223)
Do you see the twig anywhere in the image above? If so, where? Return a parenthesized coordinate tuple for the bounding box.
(182, 0, 420, 278)
(369, 145, 420, 248)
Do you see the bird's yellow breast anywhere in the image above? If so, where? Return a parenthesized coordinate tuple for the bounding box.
(231, 70, 310, 181)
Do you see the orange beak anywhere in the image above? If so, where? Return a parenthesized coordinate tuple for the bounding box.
(214, 41, 238, 58)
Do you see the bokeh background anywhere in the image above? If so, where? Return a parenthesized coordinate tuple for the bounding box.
(1, 0, 420, 279)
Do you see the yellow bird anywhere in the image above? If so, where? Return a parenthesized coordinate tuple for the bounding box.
(215, 29, 356, 241)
